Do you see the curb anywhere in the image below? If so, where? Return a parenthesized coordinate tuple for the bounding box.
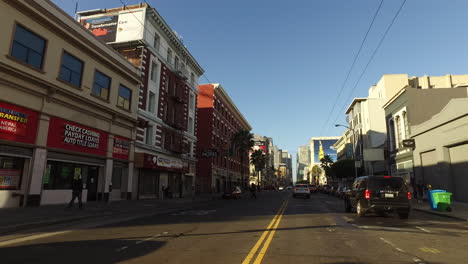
(413, 208, 467, 221)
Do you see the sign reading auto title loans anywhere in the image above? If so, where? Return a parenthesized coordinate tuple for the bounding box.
(47, 117, 108, 156)
(63, 124, 100, 149)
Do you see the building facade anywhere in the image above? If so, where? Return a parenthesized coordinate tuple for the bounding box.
(411, 98, 468, 202)
(0, 0, 140, 207)
(296, 145, 310, 181)
(196, 83, 251, 193)
(249, 134, 275, 188)
(78, 4, 204, 199)
(383, 74, 468, 185)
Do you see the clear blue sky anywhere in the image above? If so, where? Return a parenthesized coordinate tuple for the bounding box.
(54, 0, 468, 180)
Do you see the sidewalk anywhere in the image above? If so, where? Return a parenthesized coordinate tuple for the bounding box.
(412, 199, 468, 221)
(0, 194, 214, 235)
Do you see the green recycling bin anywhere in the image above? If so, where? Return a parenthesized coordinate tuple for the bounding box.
(433, 192, 452, 212)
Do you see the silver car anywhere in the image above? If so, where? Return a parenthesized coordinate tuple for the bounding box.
(293, 184, 311, 198)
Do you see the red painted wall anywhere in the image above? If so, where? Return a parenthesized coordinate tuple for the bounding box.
(0, 101, 39, 145)
(47, 117, 108, 157)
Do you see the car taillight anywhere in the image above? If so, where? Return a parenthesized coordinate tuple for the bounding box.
(407, 192, 412, 200)
(384, 176, 392, 178)
(307, 188, 310, 191)
(364, 189, 371, 199)
(294, 188, 297, 191)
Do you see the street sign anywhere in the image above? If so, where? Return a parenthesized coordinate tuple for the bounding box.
(201, 149, 218, 158)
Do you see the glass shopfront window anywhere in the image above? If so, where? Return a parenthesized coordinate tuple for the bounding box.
(43, 160, 98, 190)
(0, 156, 25, 190)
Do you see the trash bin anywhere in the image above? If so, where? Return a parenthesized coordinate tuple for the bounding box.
(433, 192, 452, 212)
(427, 189, 446, 210)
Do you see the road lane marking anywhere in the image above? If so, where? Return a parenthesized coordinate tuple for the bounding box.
(252, 201, 288, 264)
(380, 237, 397, 248)
(420, 247, 440, 254)
(0, 231, 70, 247)
(415, 226, 431, 233)
(241, 200, 287, 264)
(342, 216, 353, 222)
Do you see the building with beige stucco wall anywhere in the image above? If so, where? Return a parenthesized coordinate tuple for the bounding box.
(0, 0, 140, 207)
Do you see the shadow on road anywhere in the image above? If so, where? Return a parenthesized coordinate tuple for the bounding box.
(0, 238, 166, 264)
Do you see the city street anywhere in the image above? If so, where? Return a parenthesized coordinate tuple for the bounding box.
(1, 191, 467, 264)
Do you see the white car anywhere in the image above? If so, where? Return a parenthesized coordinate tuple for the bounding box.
(293, 184, 310, 198)
(278, 186, 284, 191)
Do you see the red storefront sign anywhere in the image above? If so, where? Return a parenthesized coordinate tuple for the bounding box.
(113, 136, 130, 160)
(0, 101, 39, 144)
(47, 117, 108, 156)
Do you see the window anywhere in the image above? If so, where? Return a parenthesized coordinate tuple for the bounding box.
(395, 116, 402, 147)
(190, 72, 195, 84)
(189, 93, 195, 110)
(403, 111, 409, 139)
(92, 71, 111, 100)
(167, 49, 172, 64)
(145, 125, 153, 145)
(11, 24, 46, 69)
(59, 52, 83, 87)
(172, 107, 177, 124)
(174, 56, 179, 70)
(43, 161, 98, 190)
(117, 85, 132, 110)
(0, 156, 24, 190)
(150, 62, 158, 82)
(163, 103, 168, 120)
(148, 91, 156, 113)
(188, 117, 193, 134)
(153, 34, 160, 51)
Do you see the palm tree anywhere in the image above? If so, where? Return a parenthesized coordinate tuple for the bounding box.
(250, 149, 266, 186)
(230, 130, 254, 188)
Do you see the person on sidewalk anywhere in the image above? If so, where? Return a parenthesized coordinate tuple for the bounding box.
(250, 183, 257, 199)
(67, 174, 83, 209)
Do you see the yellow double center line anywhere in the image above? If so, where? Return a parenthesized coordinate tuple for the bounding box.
(242, 200, 288, 264)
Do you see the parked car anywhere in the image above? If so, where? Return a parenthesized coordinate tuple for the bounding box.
(339, 187, 350, 199)
(344, 176, 411, 219)
(222, 186, 243, 199)
(285, 186, 293, 190)
(308, 184, 317, 193)
(293, 184, 311, 198)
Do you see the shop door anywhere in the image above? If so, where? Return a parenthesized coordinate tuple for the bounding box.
(449, 144, 468, 202)
(87, 166, 99, 201)
(139, 170, 159, 199)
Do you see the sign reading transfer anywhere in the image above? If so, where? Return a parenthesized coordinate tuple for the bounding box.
(0, 101, 39, 144)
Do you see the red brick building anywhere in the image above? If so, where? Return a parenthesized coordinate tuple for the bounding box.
(196, 84, 251, 193)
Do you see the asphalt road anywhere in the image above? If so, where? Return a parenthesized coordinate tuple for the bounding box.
(1, 191, 467, 264)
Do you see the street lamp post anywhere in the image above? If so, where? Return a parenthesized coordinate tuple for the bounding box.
(335, 124, 359, 179)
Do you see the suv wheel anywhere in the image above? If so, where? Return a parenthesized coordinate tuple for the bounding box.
(356, 200, 365, 217)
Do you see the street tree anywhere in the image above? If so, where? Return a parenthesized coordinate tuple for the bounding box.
(230, 130, 254, 187)
(320, 155, 334, 178)
(250, 149, 266, 186)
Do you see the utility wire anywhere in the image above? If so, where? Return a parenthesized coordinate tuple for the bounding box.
(319, 0, 384, 136)
(330, 0, 407, 129)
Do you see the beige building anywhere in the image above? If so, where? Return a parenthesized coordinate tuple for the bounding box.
(0, 0, 140, 207)
(383, 74, 468, 184)
(411, 98, 468, 202)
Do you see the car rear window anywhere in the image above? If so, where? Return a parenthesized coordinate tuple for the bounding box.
(295, 184, 307, 188)
(369, 177, 404, 191)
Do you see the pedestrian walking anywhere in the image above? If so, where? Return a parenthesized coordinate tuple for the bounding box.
(250, 183, 257, 199)
(67, 173, 83, 209)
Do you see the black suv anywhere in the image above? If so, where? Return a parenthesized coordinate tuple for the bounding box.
(344, 176, 411, 219)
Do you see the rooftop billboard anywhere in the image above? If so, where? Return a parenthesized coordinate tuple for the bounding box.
(312, 139, 338, 163)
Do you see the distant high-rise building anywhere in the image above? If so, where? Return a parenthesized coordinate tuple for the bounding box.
(296, 145, 310, 182)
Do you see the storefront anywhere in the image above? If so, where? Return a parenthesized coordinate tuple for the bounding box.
(43, 117, 108, 205)
(135, 152, 189, 199)
(112, 136, 131, 200)
(0, 101, 39, 208)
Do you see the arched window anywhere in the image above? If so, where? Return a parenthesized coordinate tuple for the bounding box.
(395, 116, 402, 148)
(402, 111, 409, 139)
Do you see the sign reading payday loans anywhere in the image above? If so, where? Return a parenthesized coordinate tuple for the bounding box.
(0, 102, 39, 144)
(47, 117, 108, 156)
(81, 10, 145, 43)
